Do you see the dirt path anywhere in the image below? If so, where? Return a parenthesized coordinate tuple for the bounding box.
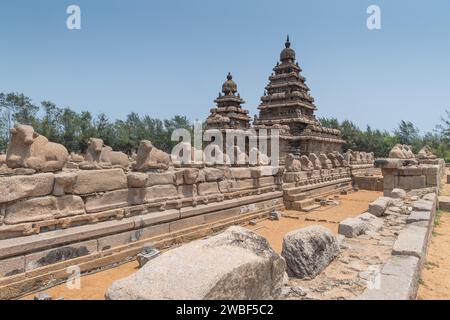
(417, 209, 450, 300)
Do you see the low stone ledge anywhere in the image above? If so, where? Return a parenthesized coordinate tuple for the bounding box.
(357, 256, 420, 300)
(406, 211, 431, 224)
(438, 196, 450, 211)
(73, 169, 127, 195)
(338, 218, 366, 238)
(392, 225, 428, 259)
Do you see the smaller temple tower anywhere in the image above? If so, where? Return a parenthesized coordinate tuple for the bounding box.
(205, 73, 251, 131)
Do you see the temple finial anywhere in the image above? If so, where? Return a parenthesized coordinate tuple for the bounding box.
(285, 35, 291, 48)
(227, 72, 232, 80)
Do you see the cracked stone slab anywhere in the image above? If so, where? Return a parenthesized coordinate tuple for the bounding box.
(412, 199, 434, 212)
(406, 211, 431, 224)
(356, 256, 420, 300)
(392, 225, 427, 259)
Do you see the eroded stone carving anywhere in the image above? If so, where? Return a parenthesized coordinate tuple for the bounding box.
(132, 140, 171, 171)
(6, 125, 68, 172)
(417, 146, 436, 159)
(309, 153, 322, 170)
(300, 155, 313, 171)
(285, 154, 301, 172)
(85, 138, 129, 169)
(319, 153, 332, 169)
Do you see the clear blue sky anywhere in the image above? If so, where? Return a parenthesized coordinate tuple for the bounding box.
(1, 0, 449, 134)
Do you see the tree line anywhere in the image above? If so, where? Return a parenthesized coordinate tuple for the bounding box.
(1, 92, 450, 160)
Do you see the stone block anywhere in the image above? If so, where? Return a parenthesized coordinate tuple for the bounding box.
(229, 167, 252, 179)
(412, 199, 434, 212)
(197, 182, 220, 196)
(73, 169, 127, 194)
(390, 188, 407, 199)
(258, 176, 275, 187)
(85, 188, 146, 213)
(146, 172, 175, 186)
(127, 172, 148, 188)
(397, 176, 426, 190)
(0, 173, 54, 204)
(406, 211, 431, 224)
(399, 167, 423, 176)
(203, 168, 224, 182)
(438, 196, 450, 211)
(145, 185, 179, 202)
(392, 225, 428, 259)
(338, 218, 367, 238)
(357, 256, 420, 300)
(98, 230, 142, 251)
(0, 255, 25, 277)
(5, 195, 85, 224)
(106, 226, 285, 300)
(383, 174, 396, 190)
(25, 239, 97, 270)
(426, 174, 438, 187)
(281, 225, 340, 279)
(368, 197, 392, 217)
(53, 172, 78, 196)
(177, 185, 197, 198)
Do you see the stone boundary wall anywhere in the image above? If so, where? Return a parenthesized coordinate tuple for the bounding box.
(354, 189, 437, 300)
(0, 166, 284, 280)
(374, 158, 445, 197)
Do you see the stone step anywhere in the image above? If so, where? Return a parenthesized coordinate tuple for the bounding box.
(300, 204, 322, 212)
(438, 196, 450, 211)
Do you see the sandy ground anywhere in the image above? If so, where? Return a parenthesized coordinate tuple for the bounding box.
(22, 190, 381, 300)
(417, 180, 450, 300)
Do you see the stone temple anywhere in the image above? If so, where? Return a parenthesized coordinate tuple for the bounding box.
(0, 36, 445, 301)
(254, 36, 345, 158)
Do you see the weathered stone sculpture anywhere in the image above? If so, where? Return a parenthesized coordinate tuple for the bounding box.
(335, 152, 347, 166)
(300, 155, 314, 171)
(285, 154, 301, 172)
(233, 146, 248, 165)
(69, 152, 84, 163)
(319, 153, 332, 169)
(403, 145, 414, 159)
(132, 140, 171, 171)
(417, 146, 436, 159)
(249, 147, 270, 166)
(345, 150, 355, 164)
(85, 138, 129, 169)
(309, 153, 322, 170)
(6, 125, 68, 172)
(327, 153, 340, 168)
(389, 144, 414, 159)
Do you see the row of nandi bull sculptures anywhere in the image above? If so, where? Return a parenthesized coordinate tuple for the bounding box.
(284, 150, 374, 172)
(388, 144, 437, 160)
(0, 125, 171, 172)
(0, 125, 273, 173)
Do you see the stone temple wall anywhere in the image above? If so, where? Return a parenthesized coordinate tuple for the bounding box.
(0, 166, 285, 281)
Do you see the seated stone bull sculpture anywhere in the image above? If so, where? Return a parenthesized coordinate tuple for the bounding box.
(309, 153, 322, 170)
(417, 145, 436, 159)
(85, 138, 129, 169)
(300, 155, 314, 171)
(6, 125, 68, 172)
(319, 153, 333, 169)
(285, 153, 301, 172)
(133, 140, 171, 171)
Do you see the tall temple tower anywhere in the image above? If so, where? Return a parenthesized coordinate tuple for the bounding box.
(205, 72, 251, 131)
(254, 36, 345, 158)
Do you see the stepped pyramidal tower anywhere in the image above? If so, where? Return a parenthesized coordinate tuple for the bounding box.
(254, 36, 345, 158)
(205, 72, 251, 131)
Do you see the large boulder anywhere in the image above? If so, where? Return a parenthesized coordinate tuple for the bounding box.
(106, 226, 285, 300)
(281, 225, 340, 279)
